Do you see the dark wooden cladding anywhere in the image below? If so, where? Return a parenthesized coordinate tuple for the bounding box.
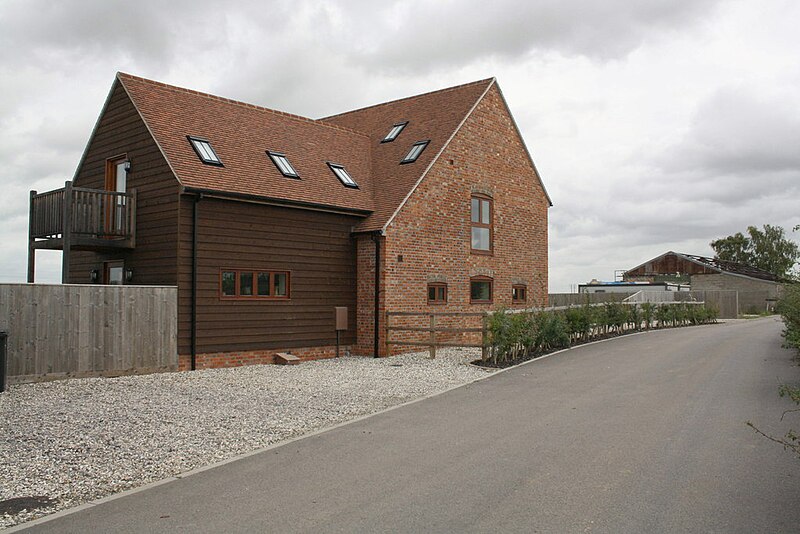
(64, 78, 362, 358)
(177, 196, 359, 355)
(68, 80, 180, 286)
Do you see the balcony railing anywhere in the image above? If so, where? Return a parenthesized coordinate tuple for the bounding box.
(28, 181, 136, 283)
(29, 182, 136, 244)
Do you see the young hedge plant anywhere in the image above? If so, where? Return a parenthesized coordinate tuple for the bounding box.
(486, 302, 718, 365)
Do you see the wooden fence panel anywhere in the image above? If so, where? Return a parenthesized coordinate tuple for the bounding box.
(0, 284, 178, 384)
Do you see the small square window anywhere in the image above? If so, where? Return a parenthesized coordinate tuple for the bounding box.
(240, 272, 254, 296)
(401, 140, 430, 164)
(327, 162, 359, 188)
(382, 122, 408, 143)
(274, 272, 288, 297)
(221, 271, 236, 296)
(427, 283, 447, 305)
(257, 272, 271, 296)
(513, 285, 527, 303)
(267, 151, 299, 178)
(188, 136, 223, 166)
(470, 277, 493, 303)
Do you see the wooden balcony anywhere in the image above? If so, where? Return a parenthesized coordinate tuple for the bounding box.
(28, 181, 136, 282)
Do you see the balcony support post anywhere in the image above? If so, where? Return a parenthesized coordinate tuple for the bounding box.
(27, 190, 36, 283)
(61, 181, 73, 284)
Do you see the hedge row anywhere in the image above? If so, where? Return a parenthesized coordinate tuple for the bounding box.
(778, 283, 800, 352)
(484, 302, 719, 366)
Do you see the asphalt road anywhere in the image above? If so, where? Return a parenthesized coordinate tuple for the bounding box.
(18, 318, 800, 533)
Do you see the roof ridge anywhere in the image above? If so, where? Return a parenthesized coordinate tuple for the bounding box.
(115, 72, 369, 139)
(319, 77, 496, 121)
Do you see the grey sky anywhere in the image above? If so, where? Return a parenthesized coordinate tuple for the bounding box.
(1, 0, 798, 291)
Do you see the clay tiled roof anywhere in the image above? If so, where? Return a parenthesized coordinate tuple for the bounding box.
(118, 73, 374, 214)
(117, 73, 495, 225)
(321, 78, 495, 231)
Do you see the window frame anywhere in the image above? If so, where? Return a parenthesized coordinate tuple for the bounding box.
(470, 194, 493, 255)
(470, 276, 493, 304)
(187, 136, 223, 166)
(327, 162, 359, 188)
(381, 121, 408, 143)
(512, 284, 527, 304)
(427, 282, 448, 305)
(219, 269, 291, 300)
(400, 140, 430, 164)
(267, 151, 300, 179)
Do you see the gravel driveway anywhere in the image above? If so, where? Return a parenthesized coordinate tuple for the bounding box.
(0, 349, 492, 529)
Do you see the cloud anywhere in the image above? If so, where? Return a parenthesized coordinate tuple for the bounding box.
(665, 85, 800, 175)
(342, 0, 722, 73)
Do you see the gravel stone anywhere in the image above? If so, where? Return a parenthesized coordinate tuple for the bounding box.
(0, 349, 492, 529)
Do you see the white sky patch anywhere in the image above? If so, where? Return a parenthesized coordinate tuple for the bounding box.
(0, 0, 798, 290)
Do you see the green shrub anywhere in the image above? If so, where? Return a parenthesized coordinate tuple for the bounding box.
(485, 302, 720, 364)
(778, 283, 800, 352)
(534, 310, 570, 352)
(641, 303, 654, 329)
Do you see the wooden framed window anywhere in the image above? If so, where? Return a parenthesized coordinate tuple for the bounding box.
(470, 276, 493, 303)
(471, 194, 492, 254)
(104, 260, 124, 285)
(427, 283, 447, 305)
(105, 155, 129, 235)
(219, 269, 290, 300)
(512, 284, 527, 304)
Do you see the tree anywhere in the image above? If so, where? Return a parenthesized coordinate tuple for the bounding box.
(710, 224, 799, 279)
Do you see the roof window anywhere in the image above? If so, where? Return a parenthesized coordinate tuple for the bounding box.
(267, 151, 299, 178)
(401, 140, 430, 164)
(327, 162, 359, 188)
(381, 122, 408, 143)
(188, 136, 222, 166)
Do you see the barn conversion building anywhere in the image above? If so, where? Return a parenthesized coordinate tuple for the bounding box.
(28, 73, 551, 369)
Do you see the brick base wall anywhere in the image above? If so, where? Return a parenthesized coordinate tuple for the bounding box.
(178, 344, 354, 371)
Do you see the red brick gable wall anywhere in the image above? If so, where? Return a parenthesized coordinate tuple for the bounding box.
(354, 84, 549, 356)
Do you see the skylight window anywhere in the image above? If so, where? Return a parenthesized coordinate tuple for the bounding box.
(327, 162, 359, 188)
(401, 140, 430, 164)
(188, 136, 222, 166)
(267, 151, 299, 178)
(381, 121, 408, 143)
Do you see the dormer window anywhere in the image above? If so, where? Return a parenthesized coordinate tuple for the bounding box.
(401, 140, 429, 164)
(327, 162, 359, 188)
(267, 151, 299, 178)
(382, 122, 408, 143)
(188, 136, 222, 166)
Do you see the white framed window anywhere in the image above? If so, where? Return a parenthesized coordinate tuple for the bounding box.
(401, 140, 430, 164)
(327, 162, 359, 188)
(267, 151, 300, 178)
(382, 122, 408, 143)
(188, 136, 222, 166)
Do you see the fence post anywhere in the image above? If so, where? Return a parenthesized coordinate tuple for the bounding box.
(0, 331, 7, 393)
(429, 314, 436, 359)
(481, 314, 488, 363)
(385, 313, 390, 357)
